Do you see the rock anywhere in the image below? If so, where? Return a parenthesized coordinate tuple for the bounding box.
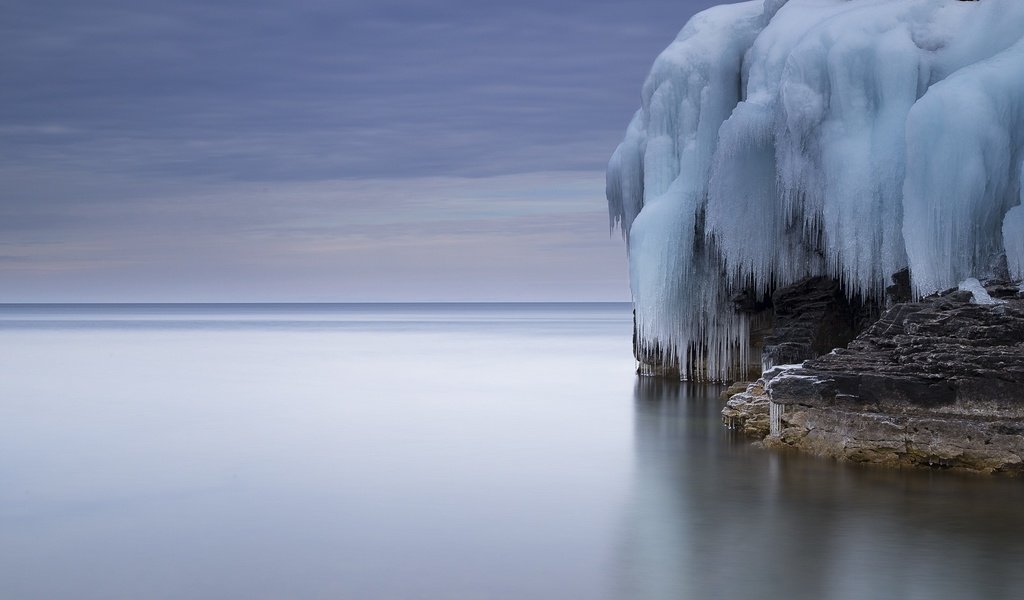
(761, 276, 878, 368)
(720, 381, 750, 401)
(722, 380, 771, 438)
(764, 280, 1024, 475)
(637, 275, 878, 382)
(886, 268, 913, 305)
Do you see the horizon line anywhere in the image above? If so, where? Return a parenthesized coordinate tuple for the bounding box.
(0, 300, 633, 306)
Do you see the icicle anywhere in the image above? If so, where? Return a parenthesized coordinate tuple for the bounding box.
(608, 0, 1024, 381)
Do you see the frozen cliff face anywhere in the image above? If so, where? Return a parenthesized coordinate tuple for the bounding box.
(607, 0, 1024, 381)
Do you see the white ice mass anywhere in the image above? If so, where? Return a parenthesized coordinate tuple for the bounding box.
(957, 277, 1004, 305)
(607, 0, 1024, 381)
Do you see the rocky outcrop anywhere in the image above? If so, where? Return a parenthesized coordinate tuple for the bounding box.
(722, 380, 770, 438)
(721, 365, 802, 439)
(761, 281, 1024, 475)
(759, 276, 878, 369)
(636, 276, 879, 380)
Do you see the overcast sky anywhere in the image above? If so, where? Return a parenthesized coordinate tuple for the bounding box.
(2, 0, 721, 302)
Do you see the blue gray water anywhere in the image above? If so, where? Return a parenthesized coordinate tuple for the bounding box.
(2, 303, 1023, 599)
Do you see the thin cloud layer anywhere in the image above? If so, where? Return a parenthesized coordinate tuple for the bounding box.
(1, 172, 627, 301)
(1, 0, 720, 300)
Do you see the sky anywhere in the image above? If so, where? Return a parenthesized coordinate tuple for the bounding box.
(2, 0, 722, 302)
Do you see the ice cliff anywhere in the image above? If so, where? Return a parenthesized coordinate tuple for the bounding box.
(607, 0, 1024, 381)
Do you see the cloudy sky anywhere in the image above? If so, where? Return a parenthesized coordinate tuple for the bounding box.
(2, 0, 720, 302)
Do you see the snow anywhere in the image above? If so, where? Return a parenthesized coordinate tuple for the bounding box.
(607, 0, 1024, 381)
(762, 363, 803, 383)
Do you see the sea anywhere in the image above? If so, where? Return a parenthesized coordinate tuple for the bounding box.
(2, 303, 1023, 599)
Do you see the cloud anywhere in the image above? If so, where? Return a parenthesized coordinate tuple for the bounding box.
(0, 169, 628, 301)
(1, 0, 720, 180)
(0, 0, 720, 300)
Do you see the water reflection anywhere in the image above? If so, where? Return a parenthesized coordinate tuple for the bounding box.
(618, 378, 1024, 600)
(3, 303, 1022, 599)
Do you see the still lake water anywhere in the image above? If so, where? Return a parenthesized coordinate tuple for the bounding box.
(2, 303, 1023, 599)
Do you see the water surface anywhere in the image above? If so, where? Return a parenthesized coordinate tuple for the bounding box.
(1, 303, 1022, 599)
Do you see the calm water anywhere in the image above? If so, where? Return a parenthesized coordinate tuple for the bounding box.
(2, 303, 1023, 599)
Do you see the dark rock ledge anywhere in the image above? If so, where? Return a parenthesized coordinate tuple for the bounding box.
(724, 280, 1024, 475)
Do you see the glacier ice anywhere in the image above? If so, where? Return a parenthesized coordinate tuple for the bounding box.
(607, 0, 1024, 381)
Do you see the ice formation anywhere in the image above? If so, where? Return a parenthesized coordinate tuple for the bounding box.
(957, 277, 1004, 305)
(607, 0, 1024, 381)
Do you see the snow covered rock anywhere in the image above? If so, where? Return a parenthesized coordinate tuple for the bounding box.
(608, 0, 1024, 381)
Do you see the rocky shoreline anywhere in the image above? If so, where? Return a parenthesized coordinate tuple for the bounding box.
(721, 279, 1024, 475)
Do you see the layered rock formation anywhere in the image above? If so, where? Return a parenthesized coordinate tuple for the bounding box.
(721, 372, 772, 439)
(758, 277, 879, 369)
(732, 281, 1024, 475)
